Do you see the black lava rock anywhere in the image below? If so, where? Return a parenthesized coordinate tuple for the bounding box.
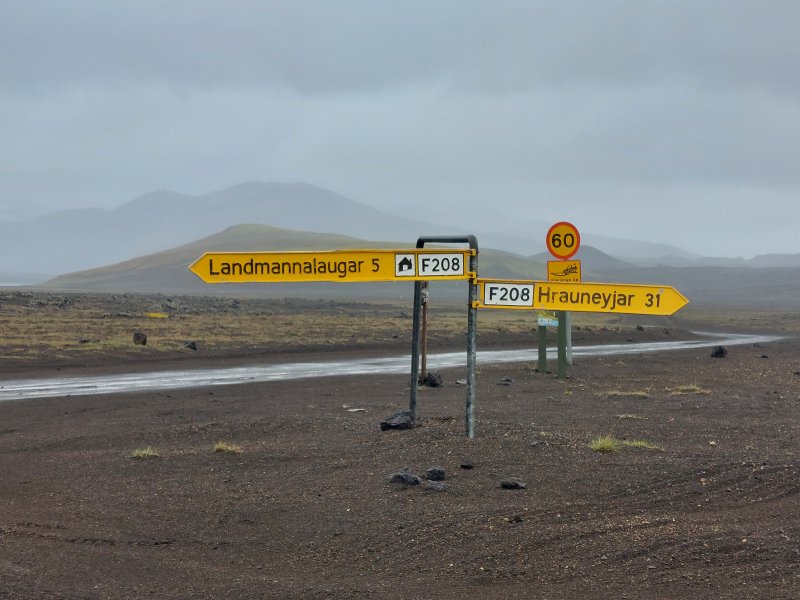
(425, 466, 447, 481)
(380, 410, 416, 431)
(500, 479, 527, 490)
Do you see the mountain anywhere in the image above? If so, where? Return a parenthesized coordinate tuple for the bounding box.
(530, 245, 636, 272)
(42, 224, 547, 297)
(6, 180, 800, 286)
(37, 223, 800, 309)
(0, 182, 466, 281)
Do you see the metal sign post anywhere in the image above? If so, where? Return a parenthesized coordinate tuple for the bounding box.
(410, 236, 478, 438)
(557, 310, 568, 380)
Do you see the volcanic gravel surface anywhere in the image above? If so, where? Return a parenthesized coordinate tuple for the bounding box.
(1, 324, 799, 598)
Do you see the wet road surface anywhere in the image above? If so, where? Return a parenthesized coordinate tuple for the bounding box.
(0, 331, 780, 402)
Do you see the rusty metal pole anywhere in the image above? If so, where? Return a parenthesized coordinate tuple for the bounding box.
(420, 282, 429, 384)
(410, 280, 422, 418)
(408, 236, 478, 437)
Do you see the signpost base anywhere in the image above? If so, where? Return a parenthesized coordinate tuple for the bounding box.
(557, 311, 568, 380)
(537, 325, 548, 373)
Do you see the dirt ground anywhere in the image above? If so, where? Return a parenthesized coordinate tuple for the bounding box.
(1, 293, 799, 599)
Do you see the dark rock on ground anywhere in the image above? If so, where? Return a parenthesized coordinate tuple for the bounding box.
(460, 459, 475, 470)
(133, 331, 147, 346)
(387, 469, 421, 486)
(184, 341, 198, 351)
(423, 481, 448, 493)
(380, 410, 416, 431)
(509, 514, 524, 523)
(710, 346, 728, 358)
(500, 479, 527, 490)
(425, 466, 446, 481)
(420, 372, 443, 388)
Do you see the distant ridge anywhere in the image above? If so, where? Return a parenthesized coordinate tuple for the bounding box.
(36, 223, 800, 308)
(42, 224, 547, 295)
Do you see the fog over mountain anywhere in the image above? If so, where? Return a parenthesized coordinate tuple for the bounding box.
(0, 181, 734, 284)
(3, 3, 799, 260)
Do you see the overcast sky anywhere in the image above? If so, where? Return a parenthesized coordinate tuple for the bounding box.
(2, 1, 798, 258)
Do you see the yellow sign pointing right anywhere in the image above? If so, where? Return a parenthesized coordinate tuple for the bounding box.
(533, 281, 688, 316)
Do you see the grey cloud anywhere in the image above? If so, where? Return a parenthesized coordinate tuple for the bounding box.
(3, 1, 798, 95)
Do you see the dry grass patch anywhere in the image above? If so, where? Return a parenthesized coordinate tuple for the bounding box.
(667, 384, 711, 396)
(130, 446, 160, 459)
(213, 441, 242, 455)
(621, 439, 664, 451)
(606, 388, 651, 399)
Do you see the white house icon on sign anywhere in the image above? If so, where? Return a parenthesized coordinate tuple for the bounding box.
(395, 254, 416, 277)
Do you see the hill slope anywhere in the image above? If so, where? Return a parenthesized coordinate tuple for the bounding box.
(42, 224, 547, 298)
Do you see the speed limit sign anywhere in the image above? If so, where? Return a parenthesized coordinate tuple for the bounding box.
(546, 221, 581, 260)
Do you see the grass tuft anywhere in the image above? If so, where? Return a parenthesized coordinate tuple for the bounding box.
(589, 435, 622, 453)
(621, 439, 664, 451)
(131, 446, 160, 459)
(667, 384, 711, 396)
(213, 441, 242, 454)
(607, 388, 650, 399)
(589, 436, 664, 453)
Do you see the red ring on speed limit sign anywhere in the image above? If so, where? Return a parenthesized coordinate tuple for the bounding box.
(546, 222, 581, 260)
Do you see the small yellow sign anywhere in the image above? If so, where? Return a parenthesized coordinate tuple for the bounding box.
(188, 249, 475, 284)
(547, 260, 582, 282)
(533, 281, 688, 316)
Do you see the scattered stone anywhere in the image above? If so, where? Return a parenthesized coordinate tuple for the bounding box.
(456, 379, 467, 385)
(425, 466, 447, 481)
(626, 338, 634, 342)
(709, 441, 717, 446)
(380, 410, 416, 431)
(420, 372, 443, 388)
(184, 341, 198, 351)
(710, 346, 728, 358)
(508, 514, 524, 523)
(636, 325, 644, 331)
(347, 408, 366, 413)
(794, 371, 800, 376)
(387, 469, 421, 486)
(761, 354, 769, 359)
(500, 479, 527, 490)
(78, 338, 99, 344)
(133, 331, 147, 346)
(460, 459, 475, 470)
(498, 377, 514, 386)
(423, 481, 448, 493)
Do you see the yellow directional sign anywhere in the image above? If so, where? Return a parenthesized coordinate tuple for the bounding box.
(188, 249, 475, 283)
(534, 281, 688, 316)
(475, 279, 688, 315)
(547, 260, 581, 282)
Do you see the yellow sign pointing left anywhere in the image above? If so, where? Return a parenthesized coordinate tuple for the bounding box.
(188, 249, 475, 283)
